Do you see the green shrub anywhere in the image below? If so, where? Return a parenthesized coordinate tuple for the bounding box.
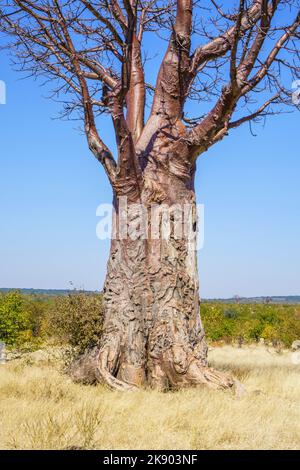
(0, 291, 31, 346)
(25, 296, 54, 340)
(48, 293, 104, 354)
(201, 302, 300, 347)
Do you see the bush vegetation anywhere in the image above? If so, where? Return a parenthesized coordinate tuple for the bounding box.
(0, 291, 33, 347)
(1, 291, 300, 350)
(48, 293, 104, 354)
(201, 302, 300, 346)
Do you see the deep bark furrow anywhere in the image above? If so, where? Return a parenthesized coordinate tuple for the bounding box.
(71, 157, 235, 391)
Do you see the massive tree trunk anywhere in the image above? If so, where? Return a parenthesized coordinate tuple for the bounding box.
(70, 145, 235, 392)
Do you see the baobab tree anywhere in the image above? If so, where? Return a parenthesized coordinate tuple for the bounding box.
(1, 0, 299, 391)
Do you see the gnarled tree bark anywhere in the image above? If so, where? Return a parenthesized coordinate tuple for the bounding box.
(70, 125, 235, 391)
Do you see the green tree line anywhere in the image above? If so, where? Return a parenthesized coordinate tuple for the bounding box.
(1, 291, 300, 350)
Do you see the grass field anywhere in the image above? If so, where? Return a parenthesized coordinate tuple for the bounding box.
(0, 345, 299, 450)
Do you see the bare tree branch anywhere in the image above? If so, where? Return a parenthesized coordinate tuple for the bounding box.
(150, 0, 193, 120)
(187, 1, 300, 157)
(1, 0, 299, 182)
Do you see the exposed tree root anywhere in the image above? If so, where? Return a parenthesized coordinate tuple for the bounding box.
(156, 353, 238, 392)
(96, 347, 139, 392)
(69, 346, 242, 394)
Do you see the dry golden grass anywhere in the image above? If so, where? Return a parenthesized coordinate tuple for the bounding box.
(0, 345, 299, 450)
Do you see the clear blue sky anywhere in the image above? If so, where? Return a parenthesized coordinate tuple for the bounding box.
(0, 40, 299, 298)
